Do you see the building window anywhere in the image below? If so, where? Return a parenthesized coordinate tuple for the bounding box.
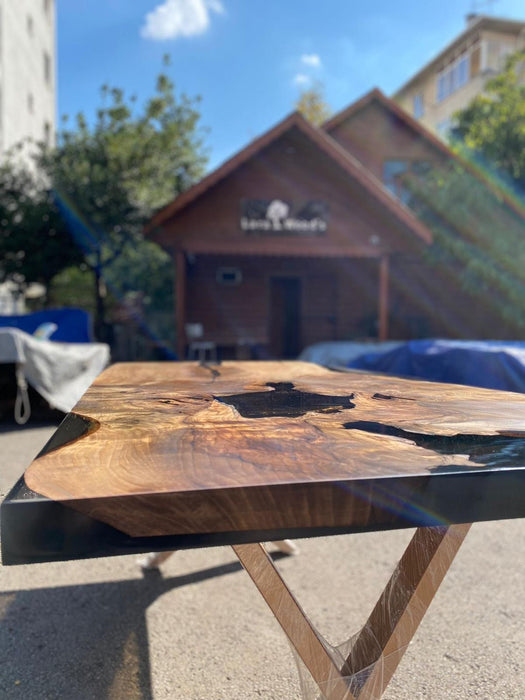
(457, 53, 470, 87)
(216, 267, 242, 286)
(383, 160, 431, 204)
(471, 44, 481, 76)
(384, 160, 408, 198)
(44, 51, 51, 85)
(413, 92, 424, 119)
(436, 51, 471, 102)
(43, 0, 51, 16)
(27, 93, 34, 114)
(27, 15, 33, 35)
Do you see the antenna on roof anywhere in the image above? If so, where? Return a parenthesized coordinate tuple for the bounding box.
(469, 0, 499, 15)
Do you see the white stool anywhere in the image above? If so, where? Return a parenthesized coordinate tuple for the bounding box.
(187, 340, 218, 363)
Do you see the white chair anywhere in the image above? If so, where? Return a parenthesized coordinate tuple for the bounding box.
(185, 323, 217, 362)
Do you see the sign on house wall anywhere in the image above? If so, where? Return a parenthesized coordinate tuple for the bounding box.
(240, 199, 328, 235)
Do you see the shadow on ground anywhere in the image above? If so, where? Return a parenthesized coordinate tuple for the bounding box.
(1, 551, 287, 700)
(0, 559, 252, 700)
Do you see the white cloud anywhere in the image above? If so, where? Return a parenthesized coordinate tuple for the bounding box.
(141, 0, 224, 41)
(301, 53, 321, 68)
(293, 73, 311, 87)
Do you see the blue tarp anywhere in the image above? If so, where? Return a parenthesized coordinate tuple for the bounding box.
(349, 339, 525, 393)
(0, 309, 92, 343)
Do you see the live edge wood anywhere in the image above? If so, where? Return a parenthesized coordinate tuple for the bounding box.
(24, 361, 525, 538)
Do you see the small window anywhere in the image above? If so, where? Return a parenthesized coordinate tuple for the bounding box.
(383, 160, 431, 205)
(437, 72, 446, 102)
(437, 52, 471, 102)
(457, 54, 470, 86)
(383, 160, 408, 197)
(216, 267, 242, 286)
(27, 15, 33, 35)
(44, 52, 51, 85)
(27, 93, 34, 114)
(413, 92, 424, 119)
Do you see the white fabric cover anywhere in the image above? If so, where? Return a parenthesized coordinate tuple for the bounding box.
(299, 340, 404, 368)
(0, 327, 110, 412)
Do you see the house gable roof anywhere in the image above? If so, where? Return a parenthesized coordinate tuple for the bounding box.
(147, 109, 433, 245)
(324, 87, 525, 221)
(324, 87, 457, 160)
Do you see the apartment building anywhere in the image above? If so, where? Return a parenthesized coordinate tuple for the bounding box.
(394, 14, 525, 137)
(0, 0, 56, 156)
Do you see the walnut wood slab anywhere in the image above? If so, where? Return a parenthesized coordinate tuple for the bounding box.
(22, 361, 525, 538)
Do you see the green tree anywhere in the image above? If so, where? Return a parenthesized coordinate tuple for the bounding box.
(454, 49, 525, 189)
(403, 162, 525, 334)
(0, 159, 83, 299)
(295, 81, 332, 126)
(37, 60, 207, 339)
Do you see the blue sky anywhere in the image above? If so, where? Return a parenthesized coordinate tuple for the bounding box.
(57, 0, 525, 171)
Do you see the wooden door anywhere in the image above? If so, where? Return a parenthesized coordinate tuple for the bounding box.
(269, 277, 301, 358)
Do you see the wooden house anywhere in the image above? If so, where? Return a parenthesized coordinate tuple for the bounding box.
(147, 89, 521, 359)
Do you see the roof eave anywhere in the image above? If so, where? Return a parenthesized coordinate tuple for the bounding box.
(146, 112, 304, 233)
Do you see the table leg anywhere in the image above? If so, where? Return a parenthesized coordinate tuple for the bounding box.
(233, 542, 356, 700)
(233, 523, 471, 700)
(344, 523, 471, 699)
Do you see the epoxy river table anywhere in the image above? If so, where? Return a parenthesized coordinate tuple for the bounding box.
(2, 361, 525, 699)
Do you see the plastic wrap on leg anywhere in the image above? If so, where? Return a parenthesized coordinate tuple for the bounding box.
(290, 626, 406, 700)
(290, 526, 469, 699)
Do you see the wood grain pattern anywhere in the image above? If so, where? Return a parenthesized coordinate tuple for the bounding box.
(24, 361, 525, 537)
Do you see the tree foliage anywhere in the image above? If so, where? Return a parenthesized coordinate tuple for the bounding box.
(0, 60, 207, 343)
(42, 67, 207, 238)
(0, 161, 83, 295)
(295, 81, 332, 126)
(403, 162, 525, 333)
(453, 49, 525, 189)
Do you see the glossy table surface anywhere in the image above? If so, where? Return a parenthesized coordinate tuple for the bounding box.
(2, 361, 525, 564)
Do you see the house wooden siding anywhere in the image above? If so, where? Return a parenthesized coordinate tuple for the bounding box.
(184, 255, 383, 354)
(326, 100, 448, 181)
(154, 126, 425, 259)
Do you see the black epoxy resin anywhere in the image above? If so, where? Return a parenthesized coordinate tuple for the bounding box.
(37, 413, 100, 457)
(344, 420, 525, 469)
(217, 382, 355, 419)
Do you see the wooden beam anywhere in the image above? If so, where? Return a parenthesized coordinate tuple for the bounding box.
(175, 250, 186, 359)
(378, 255, 389, 341)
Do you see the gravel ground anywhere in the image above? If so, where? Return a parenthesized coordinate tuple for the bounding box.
(0, 420, 524, 699)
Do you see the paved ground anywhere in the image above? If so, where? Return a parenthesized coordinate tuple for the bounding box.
(0, 419, 524, 699)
